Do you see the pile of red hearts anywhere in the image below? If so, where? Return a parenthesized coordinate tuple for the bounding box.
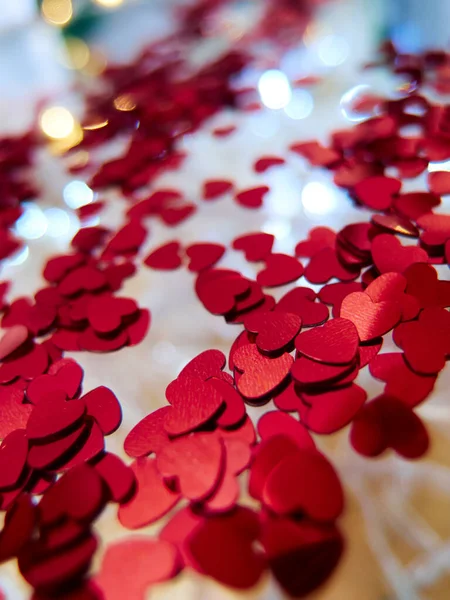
(2, 13, 450, 599)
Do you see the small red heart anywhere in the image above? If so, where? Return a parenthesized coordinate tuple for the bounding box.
(232, 232, 274, 262)
(160, 204, 196, 226)
(370, 352, 436, 408)
(26, 393, 86, 442)
(203, 180, 233, 200)
(235, 186, 269, 209)
(261, 517, 343, 598)
(353, 175, 401, 210)
(298, 384, 367, 434)
(295, 317, 359, 364)
(295, 227, 336, 258)
(262, 448, 344, 521)
(274, 287, 329, 326)
(371, 234, 428, 274)
(253, 156, 285, 173)
(291, 356, 356, 387)
(27, 358, 83, 405)
(96, 538, 179, 600)
(318, 281, 363, 317)
(233, 344, 293, 399)
(417, 213, 450, 247)
(179, 349, 226, 381)
(257, 254, 304, 287)
(87, 295, 138, 334)
(118, 458, 180, 529)
(186, 243, 225, 272)
(144, 241, 182, 270)
(124, 406, 171, 458)
(257, 411, 315, 449)
(209, 377, 246, 428)
(164, 377, 223, 435)
(341, 291, 401, 341)
(156, 433, 224, 501)
(372, 213, 419, 237)
(305, 247, 359, 284)
(350, 395, 429, 458)
(393, 191, 440, 220)
(244, 311, 301, 353)
(196, 269, 250, 315)
(83, 386, 122, 434)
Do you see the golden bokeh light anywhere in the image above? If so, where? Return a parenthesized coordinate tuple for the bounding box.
(41, 0, 73, 26)
(113, 95, 137, 112)
(65, 37, 91, 70)
(93, 0, 124, 8)
(83, 117, 109, 131)
(40, 107, 76, 140)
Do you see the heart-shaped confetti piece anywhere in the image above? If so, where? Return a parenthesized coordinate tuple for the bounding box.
(295, 318, 359, 364)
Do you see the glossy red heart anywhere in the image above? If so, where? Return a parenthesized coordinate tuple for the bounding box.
(83, 386, 122, 434)
(144, 241, 182, 270)
(304, 247, 359, 284)
(257, 254, 304, 287)
(341, 291, 401, 341)
(371, 234, 428, 273)
(233, 344, 293, 399)
(186, 243, 225, 272)
(274, 287, 329, 326)
(295, 317, 359, 364)
(353, 175, 401, 210)
(244, 310, 301, 353)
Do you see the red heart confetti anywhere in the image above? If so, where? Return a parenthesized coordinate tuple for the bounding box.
(254, 156, 285, 173)
(186, 242, 225, 272)
(233, 344, 293, 399)
(257, 253, 304, 287)
(235, 186, 270, 209)
(232, 232, 274, 262)
(341, 291, 402, 341)
(295, 317, 359, 364)
(144, 241, 183, 270)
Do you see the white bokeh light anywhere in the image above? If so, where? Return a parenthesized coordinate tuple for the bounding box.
(15, 204, 47, 239)
(4, 246, 29, 268)
(284, 89, 314, 120)
(302, 182, 338, 215)
(429, 160, 450, 173)
(63, 181, 94, 209)
(258, 70, 292, 109)
(341, 84, 374, 122)
(318, 35, 349, 67)
(44, 208, 72, 237)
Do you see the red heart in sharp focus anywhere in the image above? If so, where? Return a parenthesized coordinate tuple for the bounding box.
(118, 458, 180, 529)
(274, 287, 329, 326)
(124, 406, 171, 458)
(371, 234, 428, 274)
(232, 232, 274, 262)
(233, 344, 293, 400)
(353, 175, 401, 210)
(261, 517, 343, 598)
(178, 349, 226, 381)
(186, 243, 225, 272)
(209, 378, 246, 428)
(144, 242, 182, 270)
(340, 291, 401, 342)
(203, 180, 233, 200)
(273, 381, 303, 412)
(262, 448, 344, 521)
(244, 311, 301, 353)
(0, 429, 28, 489)
(304, 247, 359, 284)
(257, 254, 303, 287)
(369, 352, 436, 408)
(156, 433, 224, 502)
(164, 377, 223, 435)
(298, 384, 367, 434)
(96, 538, 179, 600)
(253, 156, 285, 173)
(26, 359, 83, 405)
(235, 186, 270, 209)
(295, 317, 359, 364)
(350, 395, 429, 458)
(295, 227, 336, 258)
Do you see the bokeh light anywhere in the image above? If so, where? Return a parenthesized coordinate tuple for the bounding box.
(41, 0, 73, 26)
(40, 107, 75, 140)
(258, 70, 292, 109)
(15, 204, 48, 240)
(93, 0, 124, 8)
(302, 181, 338, 215)
(44, 208, 72, 238)
(318, 35, 349, 66)
(284, 89, 314, 120)
(64, 37, 91, 70)
(114, 95, 137, 112)
(63, 181, 94, 209)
